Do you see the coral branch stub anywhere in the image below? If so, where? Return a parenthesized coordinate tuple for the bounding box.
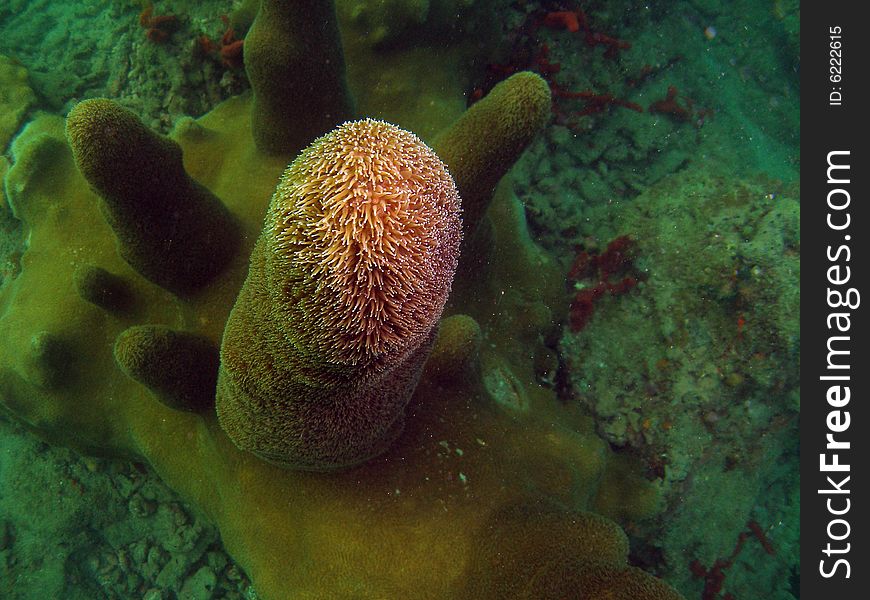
(216, 119, 462, 470)
(114, 325, 220, 412)
(73, 264, 134, 314)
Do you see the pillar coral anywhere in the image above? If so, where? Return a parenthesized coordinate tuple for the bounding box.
(65, 99, 240, 296)
(434, 71, 552, 236)
(245, 0, 354, 155)
(0, 3, 683, 598)
(216, 119, 462, 470)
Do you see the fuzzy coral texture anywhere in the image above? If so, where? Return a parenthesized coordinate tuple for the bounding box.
(268, 119, 461, 364)
(246, 0, 353, 154)
(460, 503, 683, 600)
(216, 119, 462, 470)
(0, 82, 682, 600)
(434, 71, 551, 234)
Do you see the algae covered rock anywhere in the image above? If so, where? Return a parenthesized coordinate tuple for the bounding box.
(0, 54, 36, 152)
(562, 169, 799, 454)
(560, 168, 799, 598)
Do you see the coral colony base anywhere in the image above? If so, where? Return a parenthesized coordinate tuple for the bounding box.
(0, 1, 684, 598)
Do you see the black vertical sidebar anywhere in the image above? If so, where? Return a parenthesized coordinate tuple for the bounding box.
(802, 2, 868, 598)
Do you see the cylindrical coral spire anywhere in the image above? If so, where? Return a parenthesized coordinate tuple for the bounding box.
(217, 119, 462, 470)
(245, 0, 354, 155)
(433, 71, 551, 236)
(66, 99, 239, 296)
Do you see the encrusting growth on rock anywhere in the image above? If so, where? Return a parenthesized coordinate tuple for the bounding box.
(65, 98, 240, 296)
(216, 119, 462, 470)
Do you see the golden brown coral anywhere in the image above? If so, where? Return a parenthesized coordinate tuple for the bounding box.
(0, 98, 683, 600)
(114, 325, 220, 412)
(434, 71, 552, 235)
(425, 313, 482, 381)
(245, 0, 354, 154)
(0, 33, 681, 597)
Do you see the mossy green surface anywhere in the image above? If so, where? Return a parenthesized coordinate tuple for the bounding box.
(559, 168, 799, 597)
(434, 72, 552, 237)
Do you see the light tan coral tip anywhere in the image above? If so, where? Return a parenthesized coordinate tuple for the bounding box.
(74, 264, 134, 313)
(425, 314, 482, 380)
(269, 118, 462, 365)
(114, 325, 219, 412)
